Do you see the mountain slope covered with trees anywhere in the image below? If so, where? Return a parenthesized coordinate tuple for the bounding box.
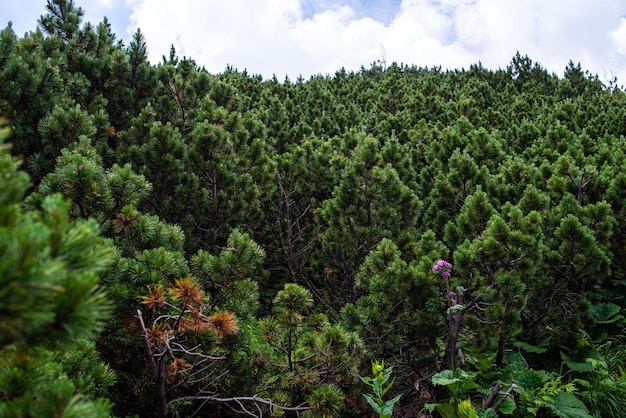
(2, 1, 626, 417)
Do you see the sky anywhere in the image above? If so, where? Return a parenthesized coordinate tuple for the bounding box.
(2, 0, 626, 85)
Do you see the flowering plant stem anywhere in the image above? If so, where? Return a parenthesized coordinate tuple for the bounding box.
(360, 360, 402, 418)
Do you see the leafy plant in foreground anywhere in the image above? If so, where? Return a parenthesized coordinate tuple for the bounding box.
(360, 360, 402, 418)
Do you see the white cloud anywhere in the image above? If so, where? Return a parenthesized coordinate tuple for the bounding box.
(382, 0, 474, 69)
(125, 0, 626, 84)
(95, 0, 114, 8)
(289, 7, 387, 75)
(612, 17, 626, 55)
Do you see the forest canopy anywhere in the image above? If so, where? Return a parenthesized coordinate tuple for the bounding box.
(2, 1, 626, 417)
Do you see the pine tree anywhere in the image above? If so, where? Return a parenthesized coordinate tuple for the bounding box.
(315, 133, 420, 307)
(341, 234, 444, 382)
(258, 283, 364, 417)
(0, 121, 115, 416)
(184, 96, 276, 247)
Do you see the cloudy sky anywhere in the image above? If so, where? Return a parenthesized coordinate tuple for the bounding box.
(2, 0, 626, 84)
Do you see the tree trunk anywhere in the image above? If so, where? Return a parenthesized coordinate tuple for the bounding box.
(137, 310, 168, 418)
(495, 302, 511, 367)
(442, 308, 464, 370)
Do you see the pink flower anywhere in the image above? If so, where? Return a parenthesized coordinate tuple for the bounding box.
(433, 260, 452, 279)
(433, 259, 452, 271)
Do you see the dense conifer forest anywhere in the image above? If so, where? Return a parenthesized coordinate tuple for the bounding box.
(3, 1, 626, 417)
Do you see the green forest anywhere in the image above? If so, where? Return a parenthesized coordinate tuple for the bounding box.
(2, 1, 626, 417)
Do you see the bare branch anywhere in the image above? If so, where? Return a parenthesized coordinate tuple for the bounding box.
(137, 309, 168, 418)
(171, 394, 311, 418)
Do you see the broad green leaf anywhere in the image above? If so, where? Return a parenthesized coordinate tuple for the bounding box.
(548, 392, 592, 418)
(497, 396, 516, 415)
(561, 351, 594, 372)
(432, 369, 469, 386)
(590, 328, 608, 343)
(514, 341, 547, 353)
(589, 303, 622, 323)
(513, 369, 553, 390)
(478, 409, 498, 418)
(561, 348, 604, 372)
